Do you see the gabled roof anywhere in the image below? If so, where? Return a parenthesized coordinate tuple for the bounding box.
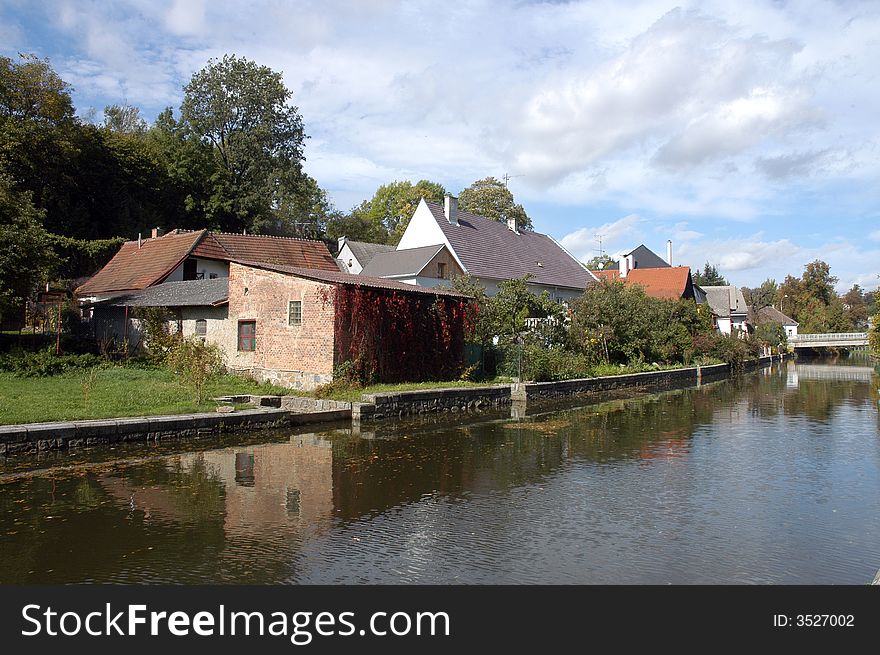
(232, 260, 470, 298)
(702, 286, 748, 318)
(101, 278, 229, 308)
(750, 305, 798, 327)
(626, 267, 694, 300)
(76, 229, 338, 296)
(589, 267, 694, 300)
(361, 244, 445, 277)
(208, 232, 338, 271)
(76, 230, 206, 296)
(624, 244, 670, 269)
(422, 201, 593, 290)
(341, 240, 395, 266)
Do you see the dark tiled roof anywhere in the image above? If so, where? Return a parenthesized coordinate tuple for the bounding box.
(424, 202, 593, 290)
(103, 278, 229, 307)
(233, 260, 470, 298)
(210, 232, 338, 271)
(343, 240, 395, 265)
(751, 305, 798, 327)
(76, 230, 206, 295)
(702, 286, 748, 317)
(361, 244, 445, 277)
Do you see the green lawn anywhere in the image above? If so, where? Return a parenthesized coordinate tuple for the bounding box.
(0, 368, 297, 425)
(324, 378, 515, 403)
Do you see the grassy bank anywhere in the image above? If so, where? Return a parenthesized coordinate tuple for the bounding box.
(0, 367, 294, 425)
(0, 359, 724, 425)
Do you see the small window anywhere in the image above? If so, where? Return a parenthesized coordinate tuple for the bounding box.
(238, 320, 256, 351)
(288, 300, 302, 326)
(195, 319, 207, 336)
(437, 262, 447, 279)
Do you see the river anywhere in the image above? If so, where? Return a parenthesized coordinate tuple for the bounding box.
(1, 357, 878, 584)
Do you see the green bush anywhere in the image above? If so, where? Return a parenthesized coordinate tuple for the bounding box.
(0, 346, 105, 377)
(166, 337, 225, 403)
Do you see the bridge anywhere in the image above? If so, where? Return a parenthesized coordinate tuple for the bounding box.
(788, 332, 869, 349)
(793, 364, 876, 383)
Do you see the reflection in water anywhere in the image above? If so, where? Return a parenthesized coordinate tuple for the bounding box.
(0, 359, 878, 584)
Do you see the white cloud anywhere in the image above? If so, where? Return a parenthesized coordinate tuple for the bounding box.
(560, 214, 643, 260)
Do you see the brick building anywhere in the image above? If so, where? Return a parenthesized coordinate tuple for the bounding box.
(96, 261, 470, 390)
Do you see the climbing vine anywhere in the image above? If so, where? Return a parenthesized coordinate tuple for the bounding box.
(331, 285, 470, 385)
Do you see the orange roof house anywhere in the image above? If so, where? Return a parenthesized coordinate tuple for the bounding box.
(76, 229, 338, 297)
(590, 266, 700, 301)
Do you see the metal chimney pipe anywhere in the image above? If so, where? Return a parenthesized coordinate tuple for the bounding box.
(667, 239, 673, 266)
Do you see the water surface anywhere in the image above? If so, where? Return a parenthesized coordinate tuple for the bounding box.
(1, 358, 878, 584)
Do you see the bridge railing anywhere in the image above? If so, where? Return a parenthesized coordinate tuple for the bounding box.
(789, 332, 868, 342)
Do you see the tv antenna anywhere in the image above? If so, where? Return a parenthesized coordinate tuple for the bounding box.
(502, 173, 524, 187)
(595, 234, 606, 258)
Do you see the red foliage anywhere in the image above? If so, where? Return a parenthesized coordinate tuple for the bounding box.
(333, 285, 469, 384)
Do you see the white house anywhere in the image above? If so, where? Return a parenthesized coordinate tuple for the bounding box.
(702, 286, 749, 336)
(389, 195, 596, 300)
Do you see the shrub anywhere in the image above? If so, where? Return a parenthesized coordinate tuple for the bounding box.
(166, 337, 225, 403)
(0, 347, 105, 377)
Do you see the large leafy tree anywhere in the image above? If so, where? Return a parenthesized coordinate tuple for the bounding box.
(692, 262, 728, 286)
(458, 177, 532, 230)
(0, 176, 57, 323)
(777, 261, 853, 333)
(180, 54, 307, 233)
(348, 179, 446, 245)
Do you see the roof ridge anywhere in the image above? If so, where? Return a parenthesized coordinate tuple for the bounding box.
(211, 231, 323, 243)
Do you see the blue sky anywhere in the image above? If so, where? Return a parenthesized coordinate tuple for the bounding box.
(2, 0, 878, 291)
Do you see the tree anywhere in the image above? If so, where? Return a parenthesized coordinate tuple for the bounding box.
(348, 179, 446, 245)
(802, 260, 837, 306)
(0, 177, 57, 323)
(103, 104, 147, 135)
(458, 177, 532, 230)
(0, 53, 74, 125)
(869, 312, 880, 358)
(741, 279, 777, 311)
(842, 284, 870, 329)
(692, 262, 728, 286)
(180, 54, 307, 233)
(585, 254, 617, 271)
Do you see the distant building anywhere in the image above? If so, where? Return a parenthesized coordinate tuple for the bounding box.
(750, 305, 799, 339)
(702, 286, 749, 336)
(335, 238, 395, 275)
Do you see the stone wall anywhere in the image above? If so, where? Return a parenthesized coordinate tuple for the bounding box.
(357, 385, 511, 419)
(0, 407, 349, 457)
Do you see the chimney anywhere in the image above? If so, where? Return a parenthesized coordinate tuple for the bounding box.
(507, 216, 519, 234)
(138, 233, 142, 249)
(618, 254, 629, 278)
(666, 239, 673, 266)
(151, 227, 165, 239)
(444, 194, 458, 225)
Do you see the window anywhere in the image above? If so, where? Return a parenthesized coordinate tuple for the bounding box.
(195, 319, 207, 336)
(288, 300, 302, 326)
(238, 320, 256, 351)
(437, 262, 447, 279)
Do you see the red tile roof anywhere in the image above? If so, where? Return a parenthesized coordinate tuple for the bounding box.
(76, 230, 338, 296)
(233, 260, 471, 298)
(209, 232, 338, 271)
(76, 230, 206, 295)
(590, 269, 621, 281)
(589, 266, 694, 300)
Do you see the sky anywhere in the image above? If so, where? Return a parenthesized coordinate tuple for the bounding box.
(2, 0, 878, 292)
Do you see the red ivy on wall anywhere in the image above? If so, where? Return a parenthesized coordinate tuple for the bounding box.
(332, 285, 471, 384)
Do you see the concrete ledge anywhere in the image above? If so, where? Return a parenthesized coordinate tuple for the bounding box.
(0, 406, 350, 458)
